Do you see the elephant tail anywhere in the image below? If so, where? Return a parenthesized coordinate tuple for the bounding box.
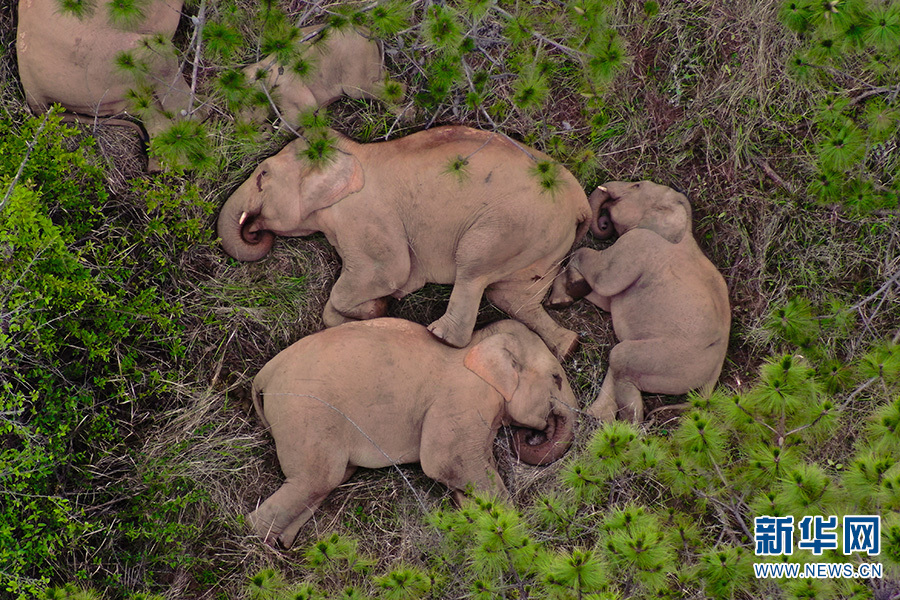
(251, 378, 272, 431)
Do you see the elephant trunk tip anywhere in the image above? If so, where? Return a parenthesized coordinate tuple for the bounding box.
(217, 208, 276, 262)
(588, 186, 616, 240)
(591, 208, 615, 240)
(511, 409, 572, 466)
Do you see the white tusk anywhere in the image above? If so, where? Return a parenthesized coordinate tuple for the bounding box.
(597, 186, 608, 193)
(239, 211, 248, 226)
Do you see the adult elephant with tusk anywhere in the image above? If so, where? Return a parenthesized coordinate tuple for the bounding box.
(549, 180, 731, 422)
(247, 318, 578, 549)
(217, 126, 592, 359)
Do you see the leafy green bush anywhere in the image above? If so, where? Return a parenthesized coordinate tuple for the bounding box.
(0, 109, 210, 598)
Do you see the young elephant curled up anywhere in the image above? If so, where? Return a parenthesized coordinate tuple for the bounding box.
(550, 180, 731, 422)
(247, 318, 577, 549)
(241, 25, 394, 128)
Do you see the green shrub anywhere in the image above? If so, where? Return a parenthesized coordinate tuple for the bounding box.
(0, 109, 209, 598)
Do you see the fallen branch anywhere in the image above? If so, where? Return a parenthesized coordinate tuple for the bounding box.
(752, 156, 795, 195)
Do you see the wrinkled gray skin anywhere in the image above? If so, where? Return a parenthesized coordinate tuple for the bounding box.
(549, 180, 731, 422)
(217, 126, 592, 359)
(248, 318, 577, 548)
(242, 26, 393, 127)
(16, 0, 196, 169)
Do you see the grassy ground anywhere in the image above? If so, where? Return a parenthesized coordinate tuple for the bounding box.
(2, 0, 899, 598)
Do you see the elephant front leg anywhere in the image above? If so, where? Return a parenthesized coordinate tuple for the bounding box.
(323, 267, 402, 327)
(323, 296, 389, 327)
(427, 277, 488, 348)
(323, 251, 411, 326)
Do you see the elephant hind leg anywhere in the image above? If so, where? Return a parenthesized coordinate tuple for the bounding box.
(589, 339, 713, 423)
(248, 460, 352, 548)
(487, 275, 580, 360)
(276, 466, 357, 548)
(587, 366, 636, 422)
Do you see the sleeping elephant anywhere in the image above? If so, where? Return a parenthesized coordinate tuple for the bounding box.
(217, 126, 592, 359)
(247, 318, 577, 548)
(549, 180, 731, 422)
(242, 25, 394, 127)
(16, 0, 197, 166)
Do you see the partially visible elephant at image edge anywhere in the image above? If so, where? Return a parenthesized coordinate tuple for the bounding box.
(247, 318, 578, 549)
(16, 0, 195, 161)
(550, 180, 731, 422)
(217, 126, 593, 359)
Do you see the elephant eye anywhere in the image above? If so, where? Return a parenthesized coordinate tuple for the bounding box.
(552, 373, 563, 390)
(256, 169, 268, 192)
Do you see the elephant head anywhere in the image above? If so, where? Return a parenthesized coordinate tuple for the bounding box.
(463, 322, 576, 465)
(217, 138, 364, 261)
(588, 180, 692, 244)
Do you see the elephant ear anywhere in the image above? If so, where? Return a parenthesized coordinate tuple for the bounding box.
(646, 189, 690, 244)
(297, 149, 365, 221)
(464, 333, 550, 431)
(464, 333, 521, 403)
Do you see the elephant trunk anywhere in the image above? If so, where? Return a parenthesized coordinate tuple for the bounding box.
(511, 403, 575, 465)
(588, 186, 616, 240)
(217, 193, 275, 262)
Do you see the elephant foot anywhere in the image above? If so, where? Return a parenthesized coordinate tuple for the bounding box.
(585, 397, 617, 422)
(427, 314, 473, 348)
(246, 509, 281, 548)
(546, 328, 580, 361)
(564, 276, 592, 302)
(322, 301, 355, 328)
(547, 272, 591, 309)
(546, 290, 574, 310)
(147, 154, 163, 173)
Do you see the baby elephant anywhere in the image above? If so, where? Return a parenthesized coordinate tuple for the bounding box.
(248, 318, 577, 548)
(550, 180, 730, 422)
(242, 25, 393, 128)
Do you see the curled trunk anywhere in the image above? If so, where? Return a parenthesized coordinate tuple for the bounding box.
(587, 187, 616, 240)
(217, 196, 275, 262)
(511, 404, 575, 465)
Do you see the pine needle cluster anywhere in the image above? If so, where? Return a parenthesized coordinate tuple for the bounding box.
(777, 0, 900, 213)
